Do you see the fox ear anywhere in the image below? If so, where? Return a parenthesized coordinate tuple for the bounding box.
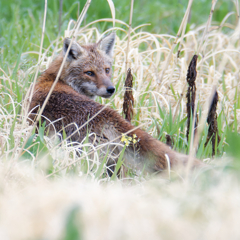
(98, 32, 116, 58)
(63, 38, 84, 60)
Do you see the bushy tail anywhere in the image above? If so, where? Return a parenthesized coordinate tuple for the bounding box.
(123, 128, 204, 173)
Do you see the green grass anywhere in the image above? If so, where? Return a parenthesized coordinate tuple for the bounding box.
(0, 0, 240, 176)
(0, 0, 236, 66)
(1, 1, 240, 239)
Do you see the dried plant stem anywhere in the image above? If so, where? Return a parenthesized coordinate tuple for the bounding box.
(173, 82, 187, 123)
(236, 0, 240, 21)
(185, 84, 219, 178)
(0, 67, 13, 94)
(197, 0, 218, 55)
(165, 134, 173, 148)
(185, 55, 199, 177)
(185, 91, 198, 174)
(123, 69, 134, 122)
(125, 0, 134, 76)
(185, 0, 218, 177)
(178, 2, 192, 55)
(27, 0, 48, 116)
(106, 0, 115, 27)
(236, 0, 240, 87)
(205, 90, 220, 156)
(235, 0, 240, 41)
(18, 0, 92, 160)
(36, 1, 92, 122)
(9, 0, 48, 166)
(194, 86, 218, 147)
(158, 0, 194, 84)
(45, 122, 146, 179)
(186, 55, 198, 142)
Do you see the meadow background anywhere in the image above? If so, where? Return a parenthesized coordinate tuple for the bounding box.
(0, 0, 240, 239)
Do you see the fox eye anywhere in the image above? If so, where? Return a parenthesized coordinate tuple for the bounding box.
(105, 68, 110, 74)
(85, 71, 95, 76)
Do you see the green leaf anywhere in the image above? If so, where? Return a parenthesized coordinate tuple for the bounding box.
(111, 145, 126, 180)
(63, 205, 82, 240)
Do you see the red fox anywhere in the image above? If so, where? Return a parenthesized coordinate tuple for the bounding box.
(29, 32, 203, 173)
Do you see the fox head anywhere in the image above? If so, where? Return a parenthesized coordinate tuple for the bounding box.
(61, 32, 116, 99)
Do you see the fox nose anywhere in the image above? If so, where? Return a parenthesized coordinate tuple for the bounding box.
(106, 86, 115, 94)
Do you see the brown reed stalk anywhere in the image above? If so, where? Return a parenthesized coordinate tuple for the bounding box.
(186, 55, 198, 142)
(125, 0, 134, 76)
(205, 90, 220, 156)
(123, 68, 134, 123)
(165, 134, 173, 149)
(185, 0, 219, 177)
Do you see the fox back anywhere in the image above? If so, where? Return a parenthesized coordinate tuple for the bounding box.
(29, 33, 204, 174)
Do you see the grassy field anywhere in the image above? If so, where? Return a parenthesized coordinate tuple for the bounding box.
(0, 0, 240, 239)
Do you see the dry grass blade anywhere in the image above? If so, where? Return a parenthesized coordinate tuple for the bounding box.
(26, 0, 48, 115)
(17, 0, 92, 160)
(235, 0, 240, 35)
(186, 54, 198, 142)
(123, 68, 134, 123)
(197, 0, 218, 55)
(8, 0, 48, 166)
(106, 0, 115, 27)
(125, 0, 134, 75)
(33, 0, 92, 124)
(2, 3, 240, 237)
(33, 0, 92, 122)
(3, 3, 239, 183)
(158, 0, 194, 84)
(45, 122, 146, 179)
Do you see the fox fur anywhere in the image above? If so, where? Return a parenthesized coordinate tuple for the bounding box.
(29, 32, 203, 173)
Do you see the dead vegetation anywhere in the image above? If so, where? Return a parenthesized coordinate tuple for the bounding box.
(0, 163, 239, 240)
(186, 54, 199, 142)
(205, 89, 220, 156)
(165, 134, 173, 148)
(123, 68, 134, 123)
(0, 0, 240, 238)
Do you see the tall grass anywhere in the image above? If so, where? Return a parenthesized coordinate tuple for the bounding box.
(1, 0, 239, 178)
(1, 0, 240, 178)
(0, 0, 240, 239)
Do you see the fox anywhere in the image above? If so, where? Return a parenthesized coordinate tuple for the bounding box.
(28, 32, 203, 174)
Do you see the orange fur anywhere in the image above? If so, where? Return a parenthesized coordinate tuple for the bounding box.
(29, 33, 204, 173)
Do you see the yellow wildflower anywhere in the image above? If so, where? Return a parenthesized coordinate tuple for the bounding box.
(121, 133, 130, 146)
(121, 133, 139, 146)
(121, 134, 127, 143)
(125, 139, 130, 146)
